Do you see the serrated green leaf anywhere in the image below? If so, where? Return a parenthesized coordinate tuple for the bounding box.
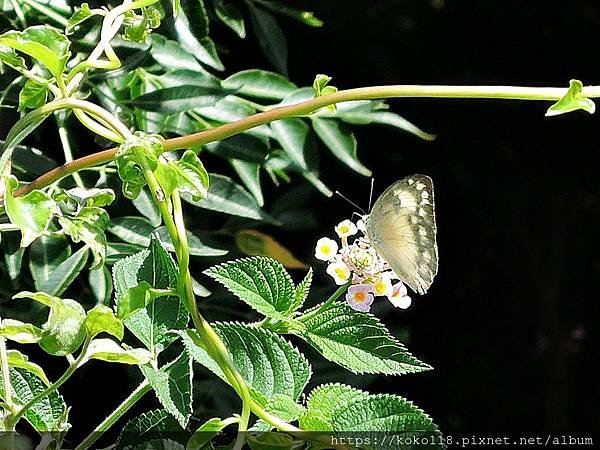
(14, 291, 86, 356)
(0, 367, 67, 432)
(312, 118, 371, 176)
(301, 384, 442, 448)
(247, 2, 287, 75)
(29, 234, 89, 296)
(546, 79, 596, 116)
(0, 25, 71, 78)
(183, 173, 275, 222)
(85, 304, 124, 340)
(6, 349, 50, 385)
(222, 69, 297, 100)
(112, 236, 188, 354)
(80, 338, 153, 366)
(298, 301, 431, 375)
(18, 78, 49, 111)
(290, 268, 312, 312)
(180, 323, 311, 401)
(204, 257, 296, 318)
(117, 409, 184, 450)
(141, 350, 193, 428)
(66, 3, 99, 35)
(117, 281, 174, 320)
(131, 85, 231, 113)
(4, 176, 56, 247)
(213, 0, 245, 38)
(89, 264, 113, 304)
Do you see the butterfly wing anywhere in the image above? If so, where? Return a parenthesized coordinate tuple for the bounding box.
(365, 175, 438, 295)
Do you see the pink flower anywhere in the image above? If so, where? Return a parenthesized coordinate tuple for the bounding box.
(346, 283, 374, 312)
(388, 281, 412, 309)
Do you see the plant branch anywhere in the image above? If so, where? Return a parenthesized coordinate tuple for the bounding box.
(15, 83, 600, 197)
(74, 380, 151, 450)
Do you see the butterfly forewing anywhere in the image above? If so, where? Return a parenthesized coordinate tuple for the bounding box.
(365, 175, 438, 295)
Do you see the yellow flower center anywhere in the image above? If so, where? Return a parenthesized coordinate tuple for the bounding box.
(335, 267, 347, 278)
(354, 292, 366, 302)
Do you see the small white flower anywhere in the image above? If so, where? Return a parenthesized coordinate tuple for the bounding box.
(388, 281, 412, 309)
(335, 219, 358, 238)
(372, 272, 393, 297)
(326, 261, 351, 285)
(346, 245, 379, 273)
(314, 237, 339, 261)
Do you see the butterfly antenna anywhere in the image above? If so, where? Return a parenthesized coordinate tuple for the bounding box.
(367, 177, 375, 212)
(334, 190, 366, 215)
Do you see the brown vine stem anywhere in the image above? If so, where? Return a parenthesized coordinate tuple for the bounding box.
(14, 83, 600, 197)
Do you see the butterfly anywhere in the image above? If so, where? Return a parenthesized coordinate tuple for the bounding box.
(363, 175, 438, 295)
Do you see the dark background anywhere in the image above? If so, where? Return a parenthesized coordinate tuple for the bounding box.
(260, 0, 599, 435)
(4, 0, 600, 442)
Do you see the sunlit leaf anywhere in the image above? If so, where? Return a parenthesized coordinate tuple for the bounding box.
(234, 229, 308, 269)
(546, 79, 596, 117)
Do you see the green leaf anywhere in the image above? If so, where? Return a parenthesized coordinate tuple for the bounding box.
(80, 338, 153, 366)
(108, 216, 155, 247)
(298, 301, 431, 375)
(18, 78, 49, 111)
(88, 264, 113, 304)
(301, 384, 442, 447)
(336, 106, 436, 141)
(6, 349, 50, 385)
(247, 2, 287, 75)
(122, 6, 162, 43)
(246, 431, 304, 450)
(234, 229, 308, 270)
(0, 319, 43, 344)
(213, 0, 246, 38)
(112, 236, 188, 354)
(207, 134, 270, 163)
(150, 35, 203, 72)
(14, 291, 86, 356)
(29, 235, 89, 296)
(204, 256, 296, 318)
(230, 159, 263, 206)
(140, 351, 193, 428)
(8, 141, 57, 180)
(0, 45, 26, 71)
(66, 3, 99, 35)
(0, 25, 71, 78)
(546, 79, 596, 116)
(270, 119, 332, 197)
(117, 409, 184, 450)
(131, 85, 232, 113)
(249, 0, 323, 27)
(180, 323, 311, 401)
(0, 231, 24, 287)
(0, 367, 68, 432)
(58, 206, 109, 269)
(54, 187, 115, 209)
(222, 69, 297, 100)
(117, 281, 173, 320)
(85, 304, 124, 340)
(312, 118, 371, 176)
(116, 132, 163, 200)
(187, 417, 235, 450)
(4, 176, 56, 247)
(156, 227, 228, 257)
(132, 188, 162, 227)
(312, 73, 337, 99)
(174, 0, 224, 71)
(170, 150, 209, 200)
(289, 268, 312, 312)
(183, 173, 275, 221)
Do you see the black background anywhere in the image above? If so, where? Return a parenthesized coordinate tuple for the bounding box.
(252, 0, 599, 435)
(5, 0, 600, 442)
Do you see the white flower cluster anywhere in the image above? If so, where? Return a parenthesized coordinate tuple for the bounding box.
(315, 219, 412, 312)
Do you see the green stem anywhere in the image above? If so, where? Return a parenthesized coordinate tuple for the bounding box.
(0, 224, 20, 232)
(298, 281, 350, 323)
(0, 337, 14, 430)
(15, 83, 600, 197)
(56, 114, 84, 188)
(74, 380, 151, 450)
(7, 340, 90, 428)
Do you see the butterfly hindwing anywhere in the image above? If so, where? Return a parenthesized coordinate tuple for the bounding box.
(365, 175, 438, 295)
